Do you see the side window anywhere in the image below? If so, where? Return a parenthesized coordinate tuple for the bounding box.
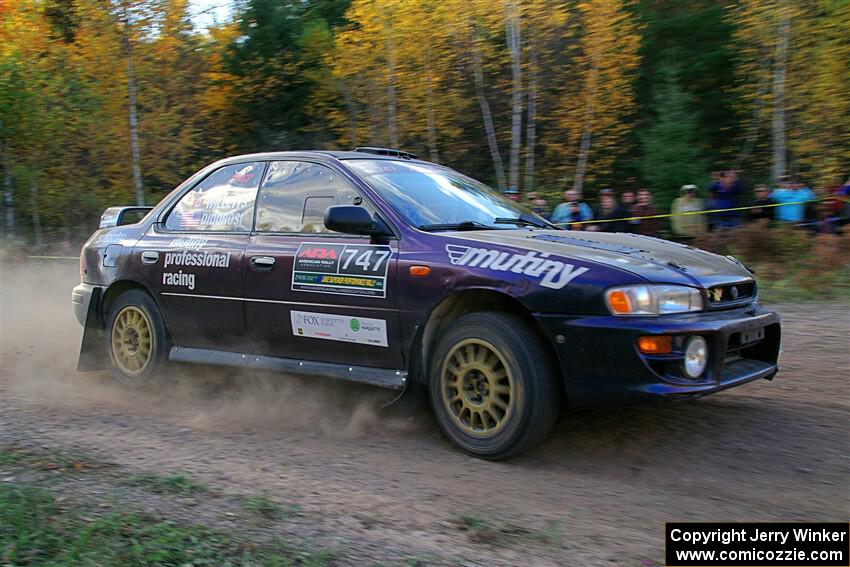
(255, 161, 373, 233)
(165, 162, 264, 231)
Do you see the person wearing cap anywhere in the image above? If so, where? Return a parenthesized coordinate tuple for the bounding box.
(670, 184, 707, 240)
(591, 188, 629, 232)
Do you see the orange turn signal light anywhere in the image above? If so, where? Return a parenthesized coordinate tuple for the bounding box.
(607, 290, 632, 314)
(637, 335, 673, 354)
(409, 265, 431, 277)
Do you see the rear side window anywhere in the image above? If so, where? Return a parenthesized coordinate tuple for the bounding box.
(165, 162, 264, 231)
(254, 161, 372, 233)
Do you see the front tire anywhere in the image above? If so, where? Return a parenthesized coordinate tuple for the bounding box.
(428, 312, 560, 459)
(105, 289, 168, 388)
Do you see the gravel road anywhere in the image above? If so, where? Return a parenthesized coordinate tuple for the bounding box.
(2, 261, 848, 566)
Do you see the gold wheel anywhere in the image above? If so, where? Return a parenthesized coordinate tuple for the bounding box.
(440, 338, 514, 438)
(110, 306, 153, 377)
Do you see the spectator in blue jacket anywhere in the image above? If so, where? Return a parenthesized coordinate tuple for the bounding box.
(551, 189, 593, 226)
(709, 170, 743, 228)
(771, 177, 815, 223)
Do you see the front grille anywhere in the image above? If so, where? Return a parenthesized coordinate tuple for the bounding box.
(706, 281, 755, 306)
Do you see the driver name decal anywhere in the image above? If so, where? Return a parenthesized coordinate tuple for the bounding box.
(292, 243, 392, 298)
(446, 244, 589, 289)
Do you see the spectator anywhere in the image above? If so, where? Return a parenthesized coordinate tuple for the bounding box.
(551, 189, 593, 226)
(591, 188, 629, 232)
(525, 191, 550, 218)
(710, 170, 743, 229)
(621, 189, 639, 232)
(771, 176, 815, 224)
(505, 188, 520, 202)
(670, 184, 707, 240)
(808, 199, 841, 234)
(748, 184, 776, 225)
(631, 188, 659, 236)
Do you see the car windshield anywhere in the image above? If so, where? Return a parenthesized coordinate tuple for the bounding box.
(345, 159, 550, 230)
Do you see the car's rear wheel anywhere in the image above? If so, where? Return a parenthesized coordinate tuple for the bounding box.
(428, 312, 560, 459)
(106, 289, 168, 388)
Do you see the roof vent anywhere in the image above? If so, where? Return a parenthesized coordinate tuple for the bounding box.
(354, 147, 418, 160)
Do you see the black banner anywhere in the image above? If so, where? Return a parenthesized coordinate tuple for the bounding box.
(666, 523, 849, 566)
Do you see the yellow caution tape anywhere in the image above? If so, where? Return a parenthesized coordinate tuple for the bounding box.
(553, 197, 841, 227)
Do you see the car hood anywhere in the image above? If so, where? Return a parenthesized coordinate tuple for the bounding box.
(444, 229, 754, 288)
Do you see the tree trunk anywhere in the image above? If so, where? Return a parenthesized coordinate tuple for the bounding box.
(2, 141, 15, 242)
(735, 61, 770, 170)
(385, 34, 399, 148)
(424, 45, 439, 163)
(524, 39, 538, 193)
(504, 0, 522, 192)
(471, 45, 506, 191)
(573, 53, 599, 197)
(771, 2, 790, 183)
(30, 175, 43, 247)
(126, 32, 144, 206)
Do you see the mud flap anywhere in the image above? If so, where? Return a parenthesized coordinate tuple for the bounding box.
(77, 288, 107, 372)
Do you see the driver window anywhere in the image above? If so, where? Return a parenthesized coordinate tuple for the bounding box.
(255, 161, 373, 233)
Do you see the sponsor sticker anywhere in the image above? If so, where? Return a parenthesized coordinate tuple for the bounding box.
(290, 310, 388, 347)
(445, 244, 589, 290)
(292, 243, 392, 298)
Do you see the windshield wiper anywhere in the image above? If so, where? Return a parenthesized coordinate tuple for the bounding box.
(493, 214, 551, 229)
(417, 220, 496, 232)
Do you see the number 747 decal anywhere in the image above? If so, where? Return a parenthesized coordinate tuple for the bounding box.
(292, 243, 393, 298)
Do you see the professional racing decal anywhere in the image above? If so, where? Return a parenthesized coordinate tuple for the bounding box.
(162, 270, 195, 290)
(163, 250, 231, 269)
(292, 243, 392, 298)
(291, 310, 388, 347)
(446, 244, 589, 289)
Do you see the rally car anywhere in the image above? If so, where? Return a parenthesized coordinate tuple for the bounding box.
(73, 148, 781, 459)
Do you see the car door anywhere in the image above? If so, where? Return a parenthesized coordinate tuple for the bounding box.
(243, 160, 403, 369)
(135, 161, 265, 351)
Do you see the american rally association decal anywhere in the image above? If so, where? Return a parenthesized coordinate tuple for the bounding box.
(292, 243, 392, 298)
(291, 310, 388, 347)
(446, 244, 589, 290)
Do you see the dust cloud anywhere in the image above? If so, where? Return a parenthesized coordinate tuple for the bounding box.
(1, 260, 428, 440)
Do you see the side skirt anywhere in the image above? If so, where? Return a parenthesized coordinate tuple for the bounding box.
(168, 347, 408, 390)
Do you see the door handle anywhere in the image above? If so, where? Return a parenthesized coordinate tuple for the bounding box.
(251, 256, 276, 271)
(141, 250, 159, 264)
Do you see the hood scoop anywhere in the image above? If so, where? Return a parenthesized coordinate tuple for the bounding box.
(532, 233, 646, 254)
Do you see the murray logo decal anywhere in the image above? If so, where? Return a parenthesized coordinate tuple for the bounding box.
(446, 245, 589, 289)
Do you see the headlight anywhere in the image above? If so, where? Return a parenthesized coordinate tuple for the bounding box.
(605, 285, 703, 316)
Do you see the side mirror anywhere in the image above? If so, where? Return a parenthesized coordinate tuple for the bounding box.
(324, 206, 392, 237)
(99, 206, 154, 228)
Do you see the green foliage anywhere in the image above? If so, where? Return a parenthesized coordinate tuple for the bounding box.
(124, 472, 209, 495)
(640, 67, 709, 210)
(0, 483, 331, 566)
(243, 495, 302, 520)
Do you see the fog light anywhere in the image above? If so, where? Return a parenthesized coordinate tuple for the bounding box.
(683, 336, 708, 378)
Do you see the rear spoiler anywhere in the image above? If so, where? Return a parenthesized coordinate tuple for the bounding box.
(99, 206, 154, 228)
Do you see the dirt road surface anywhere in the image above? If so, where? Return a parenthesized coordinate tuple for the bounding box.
(2, 261, 848, 565)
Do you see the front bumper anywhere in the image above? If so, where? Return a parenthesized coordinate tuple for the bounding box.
(536, 304, 781, 407)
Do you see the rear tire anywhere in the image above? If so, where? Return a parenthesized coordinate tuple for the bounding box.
(105, 289, 168, 388)
(428, 312, 560, 459)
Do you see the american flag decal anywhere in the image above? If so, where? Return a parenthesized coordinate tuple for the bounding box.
(179, 210, 203, 230)
(445, 245, 471, 265)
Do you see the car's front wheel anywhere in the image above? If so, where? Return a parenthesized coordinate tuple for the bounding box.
(428, 312, 560, 459)
(105, 289, 168, 388)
